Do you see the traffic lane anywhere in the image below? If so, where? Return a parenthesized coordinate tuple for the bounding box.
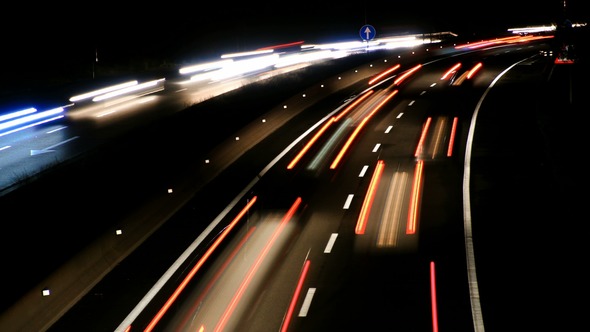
(125, 68, 438, 332)
(45, 72, 382, 332)
(241, 70, 473, 331)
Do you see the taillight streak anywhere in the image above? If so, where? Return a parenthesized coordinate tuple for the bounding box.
(287, 117, 336, 169)
(176, 226, 257, 331)
(368, 64, 401, 85)
(376, 171, 408, 247)
(280, 259, 312, 332)
(447, 117, 458, 157)
(414, 117, 432, 157)
(143, 196, 258, 332)
(330, 90, 398, 169)
(333, 90, 375, 122)
(287, 90, 375, 170)
(214, 197, 302, 332)
(441, 63, 461, 80)
(355, 160, 385, 234)
(406, 160, 423, 234)
(466, 62, 483, 79)
(430, 261, 439, 332)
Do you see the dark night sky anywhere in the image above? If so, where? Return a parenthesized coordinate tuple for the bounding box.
(1, 0, 582, 88)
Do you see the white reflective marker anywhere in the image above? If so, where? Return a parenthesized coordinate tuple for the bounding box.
(359, 165, 369, 177)
(343, 194, 354, 209)
(324, 233, 338, 253)
(298, 288, 316, 317)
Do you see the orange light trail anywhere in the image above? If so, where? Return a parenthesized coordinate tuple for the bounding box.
(467, 62, 483, 79)
(143, 196, 258, 332)
(333, 89, 375, 122)
(281, 259, 311, 332)
(441, 63, 461, 80)
(430, 261, 439, 332)
(215, 197, 302, 332)
(406, 160, 423, 234)
(287, 117, 336, 169)
(288, 90, 375, 170)
(447, 117, 458, 157)
(330, 90, 398, 169)
(368, 64, 400, 85)
(454, 34, 553, 50)
(393, 64, 422, 85)
(256, 40, 305, 51)
(177, 226, 257, 331)
(356, 160, 385, 234)
(414, 117, 432, 157)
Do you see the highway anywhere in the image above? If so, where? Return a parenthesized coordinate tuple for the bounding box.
(0, 28, 588, 332)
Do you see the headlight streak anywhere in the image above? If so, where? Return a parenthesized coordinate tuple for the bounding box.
(330, 90, 399, 169)
(0, 107, 63, 131)
(142, 196, 258, 332)
(214, 197, 302, 332)
(91, 78, 165, 102)
(179, 59, 234, 75)
(0, 107, 65, 138)
(406, 160, 424, 235)
(220, 49, 275, 59)
(68, 80, 138, 102)
(0, 107, 36, 122)
(355, 160, 385, 235)
(94, 89, 164, 118)
(274, 50, 339, 69)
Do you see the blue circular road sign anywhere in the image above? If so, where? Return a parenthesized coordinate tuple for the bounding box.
(359, 24, 376, 41)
